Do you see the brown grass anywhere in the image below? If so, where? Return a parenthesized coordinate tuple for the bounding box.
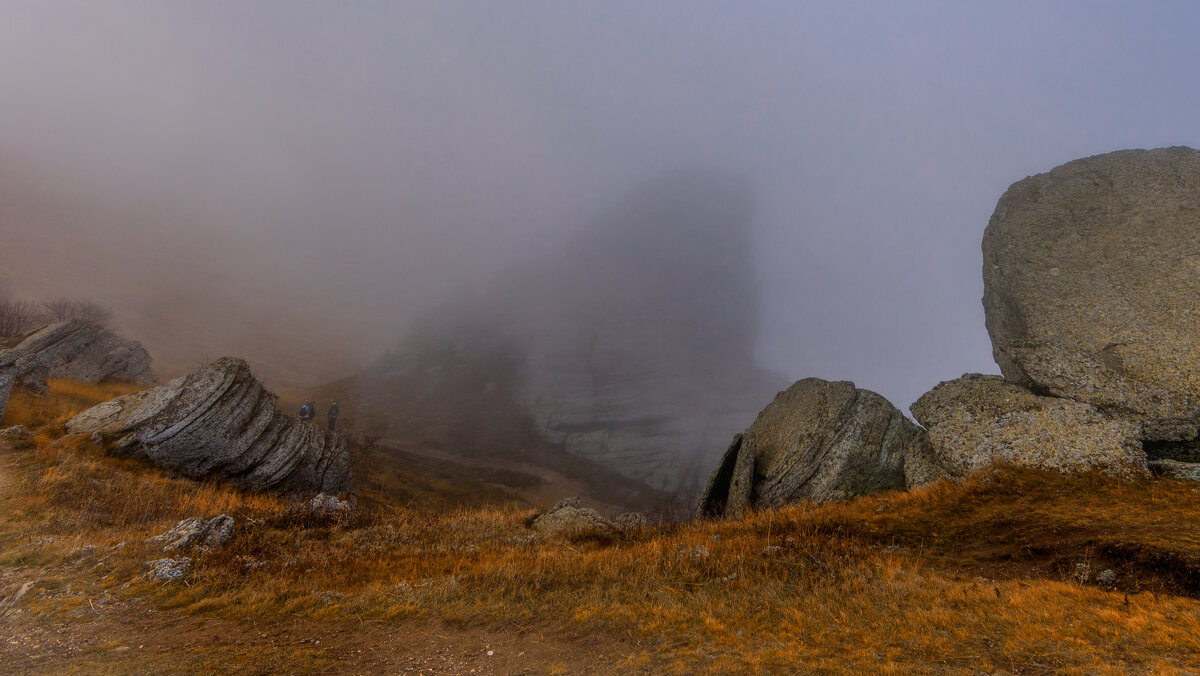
(5, 380, 1200, 673)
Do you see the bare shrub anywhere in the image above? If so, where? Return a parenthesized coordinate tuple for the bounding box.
(41, 299, 112, 327)
(0, 299, 42, 338)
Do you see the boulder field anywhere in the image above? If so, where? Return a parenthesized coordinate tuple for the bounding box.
(699, 146, 1200, 518)
(67, 357, 349, 495)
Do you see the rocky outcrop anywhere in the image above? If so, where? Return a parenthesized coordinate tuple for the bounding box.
(982, 147, 1200, 441)
(697, 379, 934, 518)
(0, 319, 154, 419)
(66, 357, 349, 494)
(149, 515, 235, 553)
(531, 497, 619, 539)
(911, 374, 1148, 480)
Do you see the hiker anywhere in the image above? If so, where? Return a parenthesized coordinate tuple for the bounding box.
(327, 401, 340, 431)
(298, 401, 315, 422)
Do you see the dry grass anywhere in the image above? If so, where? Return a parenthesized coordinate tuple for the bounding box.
(5, 380, 1200, 673)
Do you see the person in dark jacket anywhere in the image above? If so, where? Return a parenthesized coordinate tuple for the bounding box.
(299, 401, 315, 422)
(327, 401, 340, 431)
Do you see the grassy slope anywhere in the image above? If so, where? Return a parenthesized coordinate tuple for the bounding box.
(2, 381, 1200, 673)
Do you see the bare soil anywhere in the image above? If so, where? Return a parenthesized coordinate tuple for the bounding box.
(0, 594, 641, 675)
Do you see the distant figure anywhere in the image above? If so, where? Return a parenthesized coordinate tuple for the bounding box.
(298, 401, 315, 422)
(327, 401, 340, 431)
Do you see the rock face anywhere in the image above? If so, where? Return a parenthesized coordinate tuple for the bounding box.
(66, 357, 349, 494)
(982, 147, 1200, 441)
(911, 374, 1148, 480)
(0, 319, 154, 420)
(697, 379, 934, 518)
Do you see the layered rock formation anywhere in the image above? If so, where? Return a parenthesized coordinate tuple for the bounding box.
(0, 319, 155, 419)
(982, 146, 1200, 442)
(697, 379, 935, 518)
(67, 357, 349, 494)
(911, 374, 1147, 480)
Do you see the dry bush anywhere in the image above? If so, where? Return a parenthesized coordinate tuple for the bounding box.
(40, 298, 112, 327)
(0, 298, 42, 338)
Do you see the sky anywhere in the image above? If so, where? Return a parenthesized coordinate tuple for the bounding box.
(2, 1, 1200, 411)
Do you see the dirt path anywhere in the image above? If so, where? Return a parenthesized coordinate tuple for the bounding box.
(382, 439, 631, 514)
(0, 598, 643, 674)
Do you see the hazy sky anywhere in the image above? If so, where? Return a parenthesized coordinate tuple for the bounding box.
(3, 1, 1200, 410)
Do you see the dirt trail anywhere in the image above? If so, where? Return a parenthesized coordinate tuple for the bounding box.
(383, 439, 633, 514)
(0, 599, 642, 674)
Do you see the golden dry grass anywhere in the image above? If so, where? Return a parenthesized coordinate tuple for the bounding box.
(5, 380, 1200, 673)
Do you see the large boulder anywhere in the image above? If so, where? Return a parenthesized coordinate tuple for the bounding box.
(66, 357, 349, 494)
(911, 374, 1148, 481)
(0, 320, 154, 419)
(982, 146, 1200, 442)
(696, 378, 935, 518)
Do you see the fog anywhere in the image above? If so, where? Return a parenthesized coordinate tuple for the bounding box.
(3, 1, 1200, 413)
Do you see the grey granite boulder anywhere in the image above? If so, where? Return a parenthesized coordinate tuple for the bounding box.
(697, 378, 933, 518)
(66, 357, 349, 494)
(982, 147, 1200, 441)
(0, 319, 155, 419)
(911, 374, 1148, 481)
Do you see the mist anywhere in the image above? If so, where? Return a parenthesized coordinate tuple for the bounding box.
(4, 0, 1200, 415)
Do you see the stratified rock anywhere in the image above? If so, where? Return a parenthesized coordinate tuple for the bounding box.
(982, 147, 1200, 440)
(66, 357, 349, 494)
(911, 374, 1148, 480)
(149, 515, 235, 552)
(697, 378, 930, 518)
(0, 319, 155, 419)
(531, 497, 618, 539)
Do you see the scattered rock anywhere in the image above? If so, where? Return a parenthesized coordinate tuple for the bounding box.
(982, 146, 1200, 441)
(308, 493, 350, 514)
(66, 357, 349, 494)
(0, 319, 155, 420)
(1074, 562, 1091, 584)
(69, 545, 97, 559)
(1, 581, 37, 611)
(145, 557, 192, 581)
(689, 545, 710, 560)
(531, 497, 618, 539)
(1097, 569, 1117, 587)
(0, 425, 27, 438)
(697, 379, 931, 518)
(760, 545, 782, 556)
(911, 374, 1149, 480)
(611, 512, 649, 532)
(149, 515, 234, 552)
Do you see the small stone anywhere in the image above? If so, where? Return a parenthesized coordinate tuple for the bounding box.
(1074, 562, 1091, 584)
(308, 493, 350, 514)
(1097, 569, 1117, 587)
(145, 557, 192, 581)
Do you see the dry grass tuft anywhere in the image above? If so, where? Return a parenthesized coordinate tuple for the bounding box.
(6, 380, 1200, 672)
